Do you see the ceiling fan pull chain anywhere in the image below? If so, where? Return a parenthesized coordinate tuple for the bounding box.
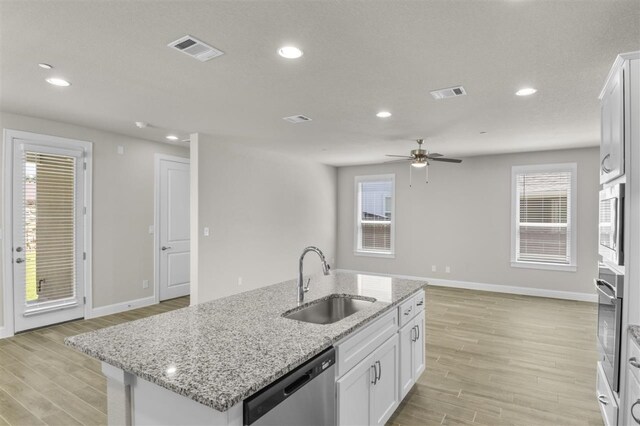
(425, 163, 429, 183)
(409, 163, 412, 187)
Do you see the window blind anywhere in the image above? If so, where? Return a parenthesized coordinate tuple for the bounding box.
(515, 171, 571, 264)
(358, 180, 393, 252)
(23, 151, 77, 305)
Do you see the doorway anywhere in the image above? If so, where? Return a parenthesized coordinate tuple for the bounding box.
(3, 130, 92, 334)
(155, 155, 190, 301)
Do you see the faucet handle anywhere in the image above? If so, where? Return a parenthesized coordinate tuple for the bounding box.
(304, 278, 311, 292)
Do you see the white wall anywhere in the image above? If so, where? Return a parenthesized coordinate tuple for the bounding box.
(337, 147, 599, 298)
(195, 134, 337, 303)
(0, 112, 189, 329)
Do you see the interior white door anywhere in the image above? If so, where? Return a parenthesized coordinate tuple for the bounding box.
(12, 139, 86, 332)
(159, 157, 190, 301)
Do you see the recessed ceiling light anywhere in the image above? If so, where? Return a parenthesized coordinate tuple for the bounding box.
(516, 88, 537, 96)
(376, 111, 392, 118)
(278, 46, 303, 59)
(166, 135, 179, 141)
(38, 63, 53, 69)
(45, 77, 71, 87)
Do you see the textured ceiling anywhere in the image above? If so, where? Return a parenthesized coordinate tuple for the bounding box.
(1, 1, 639, 166)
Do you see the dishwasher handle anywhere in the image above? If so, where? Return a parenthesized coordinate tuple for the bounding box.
(283, 372, 312, 396)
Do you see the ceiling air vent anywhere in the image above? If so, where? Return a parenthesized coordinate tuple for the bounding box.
(283, 115, 312, 124)
(430, 86, 467, 100)
(168, 35, 224, 62)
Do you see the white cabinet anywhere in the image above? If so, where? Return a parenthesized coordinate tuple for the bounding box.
(399, 309, 425, 400)
(597, 361, 619, 426)
(600, 65, 625, 184)
(337, 334, 399, 426)
(625, 337, 640, 426)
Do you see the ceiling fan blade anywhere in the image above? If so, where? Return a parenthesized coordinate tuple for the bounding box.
(429, 157, 462, 163)
(385, 154, 414, 158)
(428, 153, 443, 158)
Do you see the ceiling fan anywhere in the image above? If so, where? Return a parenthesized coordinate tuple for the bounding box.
(385, 139, 462, 185)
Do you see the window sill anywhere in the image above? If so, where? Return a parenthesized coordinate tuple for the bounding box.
(511, 261, 576, 272)
(354, 250, 395, 259)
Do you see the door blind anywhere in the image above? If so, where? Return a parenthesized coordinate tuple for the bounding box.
(515, 171, 571, 264)
(359, 180, 393, 252)
(23, 151, 77, 305)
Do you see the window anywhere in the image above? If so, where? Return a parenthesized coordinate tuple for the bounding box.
(511, 163, 577, 271)
(355, 174, 395, 257)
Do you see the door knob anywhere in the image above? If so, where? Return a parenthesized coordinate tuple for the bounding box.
(161, 246, 172, 251)
(15, 258, 24, 263)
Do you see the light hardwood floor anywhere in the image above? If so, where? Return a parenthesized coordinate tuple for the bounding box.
(388, 286, 602, 426)
(0, 297, 189, 426)
(0, 287, 602, 426)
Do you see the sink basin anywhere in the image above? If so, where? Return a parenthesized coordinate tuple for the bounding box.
(283, 295, 376, 325)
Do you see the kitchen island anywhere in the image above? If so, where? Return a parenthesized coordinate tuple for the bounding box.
(65, 272, 426, 425)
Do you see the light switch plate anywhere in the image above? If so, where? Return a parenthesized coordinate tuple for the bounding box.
(148, 225, 154, 234)
(117, 145, 124, 155)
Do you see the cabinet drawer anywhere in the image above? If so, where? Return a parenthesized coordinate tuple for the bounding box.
(597, 361, 619, 426)
(336, 308, 398, 378)
(398, 297, 415, 327)
(629, 337, 640, 384)
(413, 290, 425, 313)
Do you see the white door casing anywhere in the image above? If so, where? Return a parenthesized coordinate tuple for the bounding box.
(3, 130, 92, 334)
(156, 155, 190, 301)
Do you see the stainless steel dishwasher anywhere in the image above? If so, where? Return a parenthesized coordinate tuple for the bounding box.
(243, 347, 336, 426)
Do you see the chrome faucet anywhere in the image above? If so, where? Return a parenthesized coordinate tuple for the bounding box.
(298, 246, 331, 304)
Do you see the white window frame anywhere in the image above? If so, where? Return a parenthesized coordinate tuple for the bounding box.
(510, 163, 577, 272)
(354, 174, 395, 258)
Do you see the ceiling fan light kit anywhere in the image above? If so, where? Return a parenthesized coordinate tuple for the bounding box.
(385, 139, 462, 186)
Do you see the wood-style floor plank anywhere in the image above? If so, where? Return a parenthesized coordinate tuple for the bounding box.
(0, 296, 189, 425)
(387, 286, 602, 426)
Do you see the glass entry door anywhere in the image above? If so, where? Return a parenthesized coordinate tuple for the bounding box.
(12, 139, 86, 332)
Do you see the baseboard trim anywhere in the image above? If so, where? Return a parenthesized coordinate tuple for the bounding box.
(88, 295, 157, 319)
(336, 269, 598, 303)
(0, 326, 13, 339)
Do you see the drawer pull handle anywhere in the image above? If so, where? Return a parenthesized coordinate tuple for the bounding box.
(630, 357, 640, 369)
(598, 394, 608, 405)
(404, 307, 412, 316)
(601, 154, 612, 174)
(632, 400, 640, 424)
(416, 301, 424, 306)
(416, 324, 420, 340)
(376, 360, 381, 382)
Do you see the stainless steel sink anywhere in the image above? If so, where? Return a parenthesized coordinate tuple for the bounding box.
(283, 295, 376, 325)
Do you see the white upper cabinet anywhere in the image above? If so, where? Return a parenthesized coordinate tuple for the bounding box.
(600, 59, 626, 184)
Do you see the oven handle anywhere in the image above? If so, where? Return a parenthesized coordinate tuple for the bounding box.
(594, 279, 617, 303)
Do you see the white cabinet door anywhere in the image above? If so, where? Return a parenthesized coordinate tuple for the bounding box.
(371, 335, 399, 426)
(337, 352, 373, 426)
(626, 369, 640, 426)
(601, 65, 625, 184)
(398, 321, 414, 400)
(413, 310, 426, 380)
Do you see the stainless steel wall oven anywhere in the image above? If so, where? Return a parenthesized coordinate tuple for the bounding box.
(596, 263, 624, 392)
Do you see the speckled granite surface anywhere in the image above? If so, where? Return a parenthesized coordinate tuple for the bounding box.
(630, 325, 640, 346)
(65, 272, 425, 412)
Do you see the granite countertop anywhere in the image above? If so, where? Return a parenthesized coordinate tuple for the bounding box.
(630, 325, 640, 346)
(65, 271, 426, 412)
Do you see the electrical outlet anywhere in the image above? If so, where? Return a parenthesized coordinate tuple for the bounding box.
(431, 265, 437, 272)
(117, 145, 124, 155)
(204, 227, 210, 237)
(142, 280, 149, 289)
(148, 225, 154, 234)
(445, 266, 451, 273)
(238, 276, 242, 286)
